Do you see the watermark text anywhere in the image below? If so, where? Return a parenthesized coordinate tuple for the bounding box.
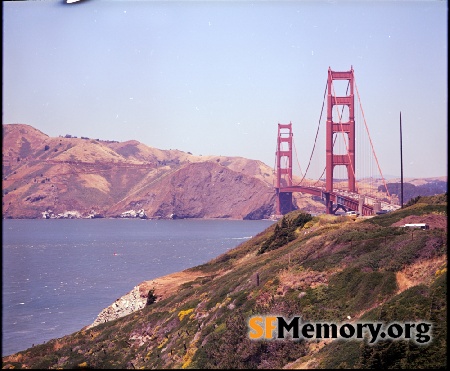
(248, 316, 432, 345)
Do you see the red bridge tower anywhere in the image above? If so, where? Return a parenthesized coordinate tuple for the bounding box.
(325, 67, 356, 213)
(275, 122, 294, 215)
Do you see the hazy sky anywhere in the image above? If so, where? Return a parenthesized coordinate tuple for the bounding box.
(3, 0, 447, 179)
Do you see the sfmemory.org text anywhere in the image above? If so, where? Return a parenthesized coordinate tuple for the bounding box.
(248, 316, 432, 345)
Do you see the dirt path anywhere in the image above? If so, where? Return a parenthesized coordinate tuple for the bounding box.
(395, 255, 447, 294)
(138, 270, 206, 301)
(391, 214, 447, 231)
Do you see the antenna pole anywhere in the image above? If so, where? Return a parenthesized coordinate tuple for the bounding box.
(400, 112, 404, 208)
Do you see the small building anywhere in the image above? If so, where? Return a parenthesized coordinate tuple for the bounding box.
(402, 223, 429, 230)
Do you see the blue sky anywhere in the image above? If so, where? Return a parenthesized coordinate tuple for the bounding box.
(3, 0, 447, 179)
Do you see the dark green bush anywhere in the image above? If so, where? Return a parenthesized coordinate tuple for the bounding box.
(146, 289, 157, 305)
(258, 213, 312, 255)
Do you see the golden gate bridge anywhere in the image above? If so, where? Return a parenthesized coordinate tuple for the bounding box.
(274, 66, 400, 216)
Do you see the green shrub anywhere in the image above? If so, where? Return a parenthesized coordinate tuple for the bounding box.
(257, 213, 312, 255)
(146, 289, 157, 305)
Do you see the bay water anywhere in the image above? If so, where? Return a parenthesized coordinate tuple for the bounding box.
(2, 218, 274, 356)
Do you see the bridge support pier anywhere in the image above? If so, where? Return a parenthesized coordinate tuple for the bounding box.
(373, 201, 381, 214)
(276, 191, 294, 215)
(358, 195, 364, 216)
(323, 192, 333, 215)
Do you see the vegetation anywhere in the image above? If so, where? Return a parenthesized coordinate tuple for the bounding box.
(257, 212, 313, 254)
(2, 194, 447, 369)
(146, 289, 157, 306)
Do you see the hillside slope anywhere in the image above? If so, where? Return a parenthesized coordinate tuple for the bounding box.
(2, 124, 279, 219)
(2, 194, 446, 369)
(3, 124, 446, 219)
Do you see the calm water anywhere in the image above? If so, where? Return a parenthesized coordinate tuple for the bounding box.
(2, 218, 274, 356)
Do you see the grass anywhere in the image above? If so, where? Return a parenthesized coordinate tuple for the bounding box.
(2, 195, 447, 369)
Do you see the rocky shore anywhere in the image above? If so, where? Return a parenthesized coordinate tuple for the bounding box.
(85, 270, 205, 330)
(41, 209, 149, 219)
(86, 285, 148, 330)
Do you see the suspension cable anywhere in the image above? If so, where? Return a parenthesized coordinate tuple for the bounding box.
(298, 80, 328, 185)
(354, 78, 391, 198)
(313, 80, 349, 188)
(310, 78, 350, 190)
(273, 141, 278, 186)
(292, 139, 304, 180)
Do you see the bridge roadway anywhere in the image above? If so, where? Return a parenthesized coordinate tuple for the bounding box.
(278, 185, 375, 216)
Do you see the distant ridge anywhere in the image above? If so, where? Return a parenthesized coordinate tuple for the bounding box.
(2, 123, 278, 219)
(2, 123, 445, 219)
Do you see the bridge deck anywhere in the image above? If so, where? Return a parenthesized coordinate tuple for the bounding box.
(278, 186, 374, 215)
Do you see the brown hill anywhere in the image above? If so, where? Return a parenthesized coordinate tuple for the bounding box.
(2, 124, 281, 219)
(5, 124, 442, 219)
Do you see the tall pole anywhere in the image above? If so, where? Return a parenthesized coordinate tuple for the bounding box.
(400, 112, 404, 208)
